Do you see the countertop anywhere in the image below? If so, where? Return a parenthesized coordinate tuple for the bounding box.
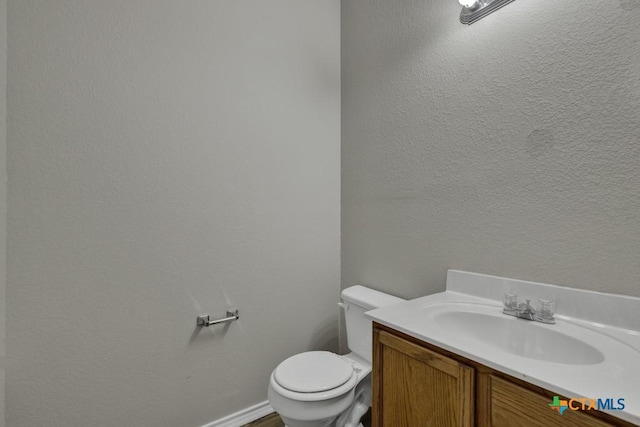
(365, 271, 640, 425)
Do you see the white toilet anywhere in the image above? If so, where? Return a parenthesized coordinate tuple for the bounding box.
(267, 286, 404, 427)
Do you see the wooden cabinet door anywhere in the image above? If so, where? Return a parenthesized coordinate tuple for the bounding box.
(480, 374, 616, 427)
(373, 327, 474, 427)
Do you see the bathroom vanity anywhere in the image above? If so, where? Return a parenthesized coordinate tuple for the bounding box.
(373, 323, 633, 426)
(366, 271, 640, 427)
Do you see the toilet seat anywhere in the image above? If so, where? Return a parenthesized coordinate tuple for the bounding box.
(275, 351, 354, 393)
(269, 371, 358, 402)
(270, 351, 358, 402)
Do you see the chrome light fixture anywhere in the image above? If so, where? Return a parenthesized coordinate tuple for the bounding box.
(458, 0, 515, 25)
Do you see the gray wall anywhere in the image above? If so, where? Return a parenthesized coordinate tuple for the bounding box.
(342, 0, 640, 299)
(7, 1, 339, 426)
(0, 0, 5, 425)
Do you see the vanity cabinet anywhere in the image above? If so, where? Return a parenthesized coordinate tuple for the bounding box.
(479, 373, 614, 427)
(372, 323, 634, 427)
(372, 327, 474, 426)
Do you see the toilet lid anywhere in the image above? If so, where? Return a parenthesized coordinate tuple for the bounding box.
(274, 351, 354, 393)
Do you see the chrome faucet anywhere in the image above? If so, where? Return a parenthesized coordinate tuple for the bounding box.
(502, 294, 555, 324)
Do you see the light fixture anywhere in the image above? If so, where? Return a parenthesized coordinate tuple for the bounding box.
(459, 0, 479, 8)
(458, 0, 515, 25)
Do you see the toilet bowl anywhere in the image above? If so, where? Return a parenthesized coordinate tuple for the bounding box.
(267, 286, 404, 427)
(268, 351, 370, 427)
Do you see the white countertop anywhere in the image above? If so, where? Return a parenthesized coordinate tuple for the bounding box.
(365, 271, 640, 425)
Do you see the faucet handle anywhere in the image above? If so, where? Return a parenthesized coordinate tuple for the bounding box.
(533, 299, 555, 324)
(502, 293, 518, 311)
(536, 299, 555, 317)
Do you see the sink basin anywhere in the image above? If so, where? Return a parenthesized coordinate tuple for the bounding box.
(431, 305, 605, 365)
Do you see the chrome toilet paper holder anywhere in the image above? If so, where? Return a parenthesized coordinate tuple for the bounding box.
(197, 309, 239, 327)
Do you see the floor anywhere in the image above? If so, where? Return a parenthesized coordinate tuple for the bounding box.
(244, 410, 372, 427)
(244, 413, 284, 427)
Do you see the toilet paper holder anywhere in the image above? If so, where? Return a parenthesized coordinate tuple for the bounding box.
(197, 309, 239, 327)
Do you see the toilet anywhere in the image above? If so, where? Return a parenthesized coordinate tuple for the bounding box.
(267, 286, 404, 427)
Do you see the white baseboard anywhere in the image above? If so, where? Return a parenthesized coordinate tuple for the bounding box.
(202, 401, 275, 427)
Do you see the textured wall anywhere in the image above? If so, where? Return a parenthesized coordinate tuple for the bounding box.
(0, 1, 5, 426)
(8, 1, 339, 426)
(342, 0, 640, 299)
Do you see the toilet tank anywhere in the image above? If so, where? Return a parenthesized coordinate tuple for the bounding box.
(341, 285, 405, 363)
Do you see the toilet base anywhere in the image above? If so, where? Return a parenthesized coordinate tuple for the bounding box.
(274, 373, 371, 427)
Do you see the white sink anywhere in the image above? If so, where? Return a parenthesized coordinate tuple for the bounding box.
(431, 306, 605, 365)
(365, 271, 640, 425)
